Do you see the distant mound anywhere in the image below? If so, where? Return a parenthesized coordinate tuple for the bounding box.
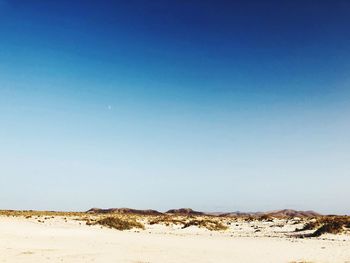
(212, 211, 262, 217)
(209, 209, 320, 218)
(266, 209, 320, 218)
(86, 208, 162, 216)
(166, 208, 204, 216)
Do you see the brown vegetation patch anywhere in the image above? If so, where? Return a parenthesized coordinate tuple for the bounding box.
(182, 219, 228, 231)
(94, 216, 144, 231)
(148, 215, 228, 231)
(149, 216, 186, 226)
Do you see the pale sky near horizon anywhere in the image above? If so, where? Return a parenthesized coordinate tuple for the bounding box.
(0, 0, 349, 214)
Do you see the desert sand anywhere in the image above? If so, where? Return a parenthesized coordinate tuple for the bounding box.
(1, 213, 350, 263)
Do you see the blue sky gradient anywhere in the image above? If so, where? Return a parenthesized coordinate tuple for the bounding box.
(0, 1, 349, 214)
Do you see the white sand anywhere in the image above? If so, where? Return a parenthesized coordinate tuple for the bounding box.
(1, 216, 350, 263)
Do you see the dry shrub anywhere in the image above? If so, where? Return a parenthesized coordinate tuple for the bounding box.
(149, 216, 186, 226)
(257, 215, 273, 222)
(295, 221, 319, 232)
(182, 219, 228, 231)
(243, 216, 256, 222)
(94, 216, 144, 231)
(149, 215, 228, 231)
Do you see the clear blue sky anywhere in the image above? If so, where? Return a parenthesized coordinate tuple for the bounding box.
(0, 0, 349, 214)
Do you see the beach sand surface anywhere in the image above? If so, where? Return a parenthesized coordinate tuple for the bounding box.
(1, 216, 350, 263)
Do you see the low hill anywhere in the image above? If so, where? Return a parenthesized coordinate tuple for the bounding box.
(266, 209, 320, 218)
(209, 209, 320, 218)
(86, 208, 162, 215)
(165, 208, 204, 216)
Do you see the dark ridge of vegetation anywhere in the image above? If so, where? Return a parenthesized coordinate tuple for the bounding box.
(94, 217, 144, 231)
(295, 216, 350, 237)
(309, 221, 344, 237)
(0, 210, 85, 217)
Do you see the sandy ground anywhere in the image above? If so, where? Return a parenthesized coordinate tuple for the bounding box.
(1, 216, 350, 263)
